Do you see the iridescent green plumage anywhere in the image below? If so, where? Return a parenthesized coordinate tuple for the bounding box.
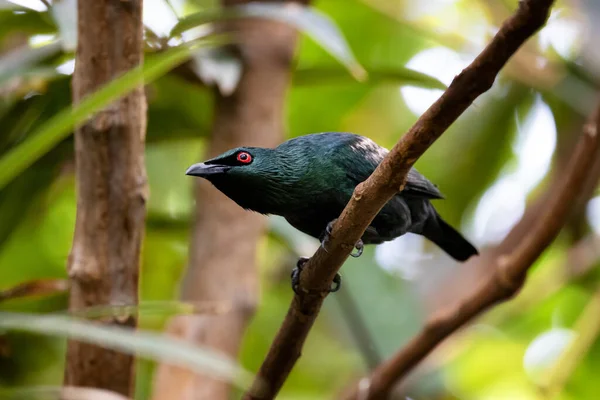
(187, 132, 478, 261)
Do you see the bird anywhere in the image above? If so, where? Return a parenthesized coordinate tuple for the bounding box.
(186, 132, 478, 293)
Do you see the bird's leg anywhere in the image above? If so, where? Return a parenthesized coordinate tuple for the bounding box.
(320, 219, 364, 258)
(291, 257, 341, 294)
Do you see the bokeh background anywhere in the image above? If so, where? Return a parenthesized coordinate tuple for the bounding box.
(1, 0, 600, 399)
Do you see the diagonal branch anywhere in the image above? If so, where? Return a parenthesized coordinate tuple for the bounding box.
(243, 0, 556, 398)
(0, 279, 68, 302)
(342, 102, 600, 400)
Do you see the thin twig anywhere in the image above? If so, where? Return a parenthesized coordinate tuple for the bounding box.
(342, 103, 600, 399)
(39, 0, 51, 10)
(243, 1, 556, 399)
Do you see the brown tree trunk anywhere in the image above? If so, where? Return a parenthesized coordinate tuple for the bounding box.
(64, 0, 147, 396)
(151, 4, 302, 400)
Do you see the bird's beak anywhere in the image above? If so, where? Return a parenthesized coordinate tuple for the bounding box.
(185, 163, 231, 177)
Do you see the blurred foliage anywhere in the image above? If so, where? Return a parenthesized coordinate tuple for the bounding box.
(0, 0, 599, 399)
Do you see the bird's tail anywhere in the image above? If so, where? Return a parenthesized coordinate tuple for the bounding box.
(422, 212, 478, 262)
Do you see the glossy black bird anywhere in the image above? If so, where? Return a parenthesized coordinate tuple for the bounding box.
(186, 132, 478, 292)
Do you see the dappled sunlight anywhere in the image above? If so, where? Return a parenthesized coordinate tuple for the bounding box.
(404, 0, 459, 21)
(1, 0, 599, 399)
(374, 234, 430, 280)
(56, 59, 74, 75)
(469, 95, 556, 246)
(143, 0, 180, 37)
(539, 9, 583, 60)
(400, 46, 471, 116)
(512, 95, 557, 192)
(586, 196, 600, 234)
(403, 0, 489, 50)
(28, 34, 55, 47)
(523, 328, 577, 384)
(6, 0, 46, 11)
(470, 176, 527, 245)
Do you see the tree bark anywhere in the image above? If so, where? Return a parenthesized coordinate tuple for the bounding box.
(150, 3, 302, 399)
(64, 0, 147, 396)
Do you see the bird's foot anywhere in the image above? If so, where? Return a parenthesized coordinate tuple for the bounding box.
(291, 257, 341, 295)
(350, 239, 364, 258)
(290, 257, 308, 294)
(320, 219, 364, 258)
(319, 219, 337, 253)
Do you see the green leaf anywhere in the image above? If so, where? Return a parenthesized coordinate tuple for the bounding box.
(0, 8, 56, 40)
(293, 66, 446, 89)
(172, 3, 366, 80)
(0, 36, 228, 191)
(0, 312, 253, 388)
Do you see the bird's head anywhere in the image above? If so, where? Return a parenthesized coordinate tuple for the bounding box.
(185, 146, 293, 214)
(185, 147, 274, 183)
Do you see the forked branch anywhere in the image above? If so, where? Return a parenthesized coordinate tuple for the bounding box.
(342, 103, 600, 400)
(243, 0, 556, 399)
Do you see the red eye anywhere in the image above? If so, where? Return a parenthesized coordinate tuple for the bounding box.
(236, 151, 252, 164)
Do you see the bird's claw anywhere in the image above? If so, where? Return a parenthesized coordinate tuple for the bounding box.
(325, 219, 336, 236)
(321, 219, 364, 258)
(319, 220, 336, 253)
(290, 257, 308, 295)
(330, 273, 342, 292)
(319, 240, 329, 253)
(350, 239, 364, 258)
(291, 257, 341, 294)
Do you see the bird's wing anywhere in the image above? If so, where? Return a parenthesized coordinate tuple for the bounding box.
(339, 135, 443, 200)
(404, 168, 444, 199)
